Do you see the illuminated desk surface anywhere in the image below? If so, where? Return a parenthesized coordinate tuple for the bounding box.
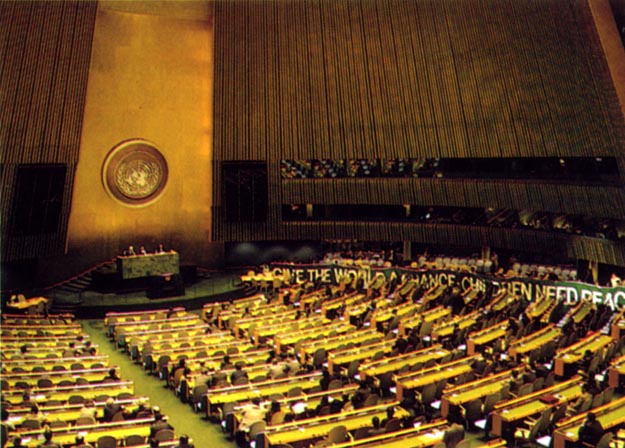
(491, 377, 581, 437)
(299, 329, 381, 361)
(552, 396, 625, 448)
(395, 356, 479, 401)
(328, 340, 395, 371)
(554, 333, 612, 376)
(263, 402, 410, 448)
(508, 324, 561, 360)
(205, 373, 321, 408)
(360, 346, 450, 381)
(431, 311, 480, 339)
(466, 321, 508, 355)
(440, 369, 518, 418)
(12, 417, 155, 447)
(3, 381, 134, 405)
(330, 421, 448, 448)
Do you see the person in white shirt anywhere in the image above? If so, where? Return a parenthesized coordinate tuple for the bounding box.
(235, 398, 267, 447)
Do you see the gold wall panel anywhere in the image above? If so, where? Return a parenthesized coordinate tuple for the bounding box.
(67, 5, 214, 267)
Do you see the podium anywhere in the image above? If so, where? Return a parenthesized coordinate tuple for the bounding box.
(146, 273, 185, 299)
(116, 252, 179, 279)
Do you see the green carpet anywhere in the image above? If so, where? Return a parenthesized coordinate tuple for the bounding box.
(80, 320, 236, 447)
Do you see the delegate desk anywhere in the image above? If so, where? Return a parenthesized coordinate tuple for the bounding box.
(552, 396, 625, 448)
(274, 322, 355, 354)
(328, 340, 395, 372)
(440, 368, 519, 419)
(3, 380, 134, 405)
(508, 324, 561, 362)
(203, 373, 322, 417)
(329, 421, 449, 448)
(395, 356, 480, 401)
(2, 355, 110, 371)
(168, 348, 273, 375)
(398, 306, 452, 337)
(299, 329, 381, 362)
(5, 296, 49, 315)
(609, 354, 625, 389)
(6, 396, 146, 426)
(230, 385, 359, 434)
(13, 417, 155, 447)
(359, 345, 450, 382)
(488, 290, 518, 312)
(554, 332, 613, 377)
(491, 376, 582, 439)
(466, 321, 508, 356)
(254, 316, 330, 347)
(116, 251, 179, 279)
(2, 366, 113, 387)
(261, 402, 410, 448)
(431, 311, 480, 340)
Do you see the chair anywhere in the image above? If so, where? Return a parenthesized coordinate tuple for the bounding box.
(328, 379, 343, 390)
(270, 411, 286, 425)
(37, 378, 53, 388)
(353, 427, 371, 440)
(384, 417, 402, 433)
(364, 394, 380, 407)
(21, 419, 41, 430)
(287, 386, 303, 397)
(327, 425, 349, 444)
(249, 420, 267, 442)
(592, 432, 614, 448)
(68, 395, 85, 404)
(154, 429, 175, 442)
(76, 416, 96, 426)
(233, 376, 249, 386)
(460, 399, 483, 430)
(96, 435, 118, 448)
(191, 384, 208, 412)
(312, 348, 326, 369)
(111, 410, 125, 422)
(455, 440, 471, 448)
(124, 435, 145, 446)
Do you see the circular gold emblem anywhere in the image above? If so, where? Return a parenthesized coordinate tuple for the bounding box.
(102, 140, 168, 206)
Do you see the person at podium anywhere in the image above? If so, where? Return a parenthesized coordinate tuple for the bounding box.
(125, 245, 136, 256)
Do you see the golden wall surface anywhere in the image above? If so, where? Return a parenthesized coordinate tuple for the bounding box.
(67, 2, 215, 266)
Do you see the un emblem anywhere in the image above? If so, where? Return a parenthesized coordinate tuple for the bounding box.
(102, 140, 168, 206)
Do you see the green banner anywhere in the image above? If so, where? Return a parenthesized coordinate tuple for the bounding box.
(269, 263, 625, 311)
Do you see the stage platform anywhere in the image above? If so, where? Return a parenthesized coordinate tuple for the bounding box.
(48, 269, 253, 319)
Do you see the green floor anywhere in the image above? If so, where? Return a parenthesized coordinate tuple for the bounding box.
(81, 319, 236, 447)
(82, 315, 490, 447)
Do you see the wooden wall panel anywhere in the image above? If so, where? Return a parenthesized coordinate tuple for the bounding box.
(213, 0, 625, 161)
(281, 179, 625, 220)
(0, 1, 97, 262)
(211, 0, 625, 267)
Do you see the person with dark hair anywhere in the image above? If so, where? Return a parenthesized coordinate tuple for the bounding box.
(37, 428, 61, 448)
(380, 406, 396, 427)
(149, 408, 173, 439)
(10, 436, 25, 448)
(102, 368, 120, 382)
(73, 434, 94, 448)
(230, 362, 248, 385)
(579, 412, 604, 446)
(102, 398, 122, 423)
(175, 435, 194, 448)
(369, 416, 385, 436)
